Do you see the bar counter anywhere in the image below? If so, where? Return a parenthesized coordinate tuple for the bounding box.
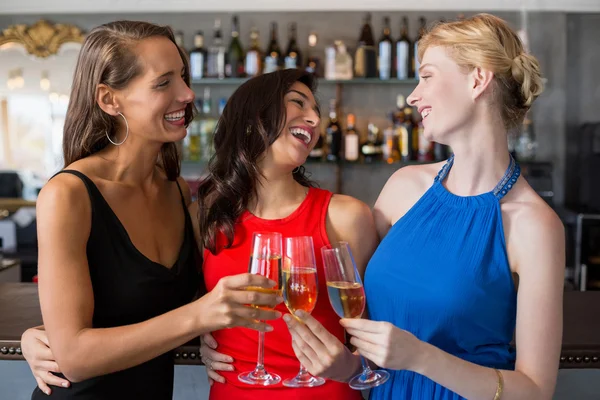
(1, 283, 599, 369)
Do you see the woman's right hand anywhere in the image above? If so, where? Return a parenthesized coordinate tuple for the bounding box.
(21, 327, 71, 395)
(195, 273, 283, 333)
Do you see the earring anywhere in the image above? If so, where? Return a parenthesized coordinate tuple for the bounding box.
(246, 125, 252, 135)
(106, 111, 129, 146)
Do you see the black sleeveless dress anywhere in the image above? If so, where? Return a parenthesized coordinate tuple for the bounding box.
(31, 170, 204, 400)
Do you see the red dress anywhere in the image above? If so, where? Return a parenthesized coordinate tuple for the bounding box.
(203, 188, 362, 400)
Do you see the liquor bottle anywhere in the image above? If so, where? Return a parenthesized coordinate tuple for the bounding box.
(207, 19, 226, 79)
(416, 119, 433, 161)
(378, 16, 394, 80)
(326, 99, 342, 162)
(344, 114, 360, 162)
(199, 88, 216, 160)
(189, 31, 206, 81)
(226, 15, 244, 78)
(394, 95, 416, 161)
(186, 98, 203, 162)
(334, 41, 353, 80)
(264, 22, 282, 74)
(361, 123, 383, 163)
(305, 32, 321, 77)
(414, 17, 427, 79)
(396, 17, 412, 79)
(515, 115, 537, 161)
(245, 27, 262, 77)
(284, 22, 302, 69)
(354, 13, 377, 78)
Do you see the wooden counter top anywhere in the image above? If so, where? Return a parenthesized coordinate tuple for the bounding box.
(1, 283, 599, 368)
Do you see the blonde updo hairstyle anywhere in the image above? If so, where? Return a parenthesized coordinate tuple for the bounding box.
(418, 13, 544, 130)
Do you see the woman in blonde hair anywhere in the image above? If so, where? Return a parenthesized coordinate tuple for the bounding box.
(279, 13, 564, 399)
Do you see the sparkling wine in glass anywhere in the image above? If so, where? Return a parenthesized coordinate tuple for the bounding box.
(238, 232, 283, 386)
(282, 236, 326, 388)
(321, 241, 390, 390)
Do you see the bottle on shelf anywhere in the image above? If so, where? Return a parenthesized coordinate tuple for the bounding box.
(284, 22, 302, 69)
(226, 15, 245, 78)
(264, 22, 282, 74)
(207, 19, 226, 79)
(354, 13, 377, 78)
(361, 123, 383, 163)
(344, 113, 360, 162)
(414, 17, 427, 79)
(416, 119, 433, 161)
(394, 95, 416, 162)
(334, 41, 353, 80)
(245, 27, 262, 77)
(305, 31, 322, 77)
(383, 115, 400, 163)
(326, 99, 342, 162)
(515, 114, 537, 161)
(189, 31, 206, 81)
(396, 17, 412, 80)
(378, 16, 394, 80)
(185, 98, 203, 162)
(199, 88, 216, 160)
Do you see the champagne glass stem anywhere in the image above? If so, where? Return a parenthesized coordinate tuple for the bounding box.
(359, 355, 376, 381)
(256, 329, 265, 370)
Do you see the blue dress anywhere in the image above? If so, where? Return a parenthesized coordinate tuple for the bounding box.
(364, 155, 520, 399)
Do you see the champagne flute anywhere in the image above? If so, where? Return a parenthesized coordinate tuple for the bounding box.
(238, 232, 283, 386)
(282, 236, 326, 388)
(321, 241, 390, 390)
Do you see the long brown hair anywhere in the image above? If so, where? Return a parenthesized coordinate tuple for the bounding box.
(197, 69, 319, 253)
(62, 20, 195, 180)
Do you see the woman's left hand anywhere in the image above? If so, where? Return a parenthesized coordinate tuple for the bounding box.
(340, 318, 426, 371)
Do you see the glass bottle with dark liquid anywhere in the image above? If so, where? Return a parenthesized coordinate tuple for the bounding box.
(354, 13, 377, 78)
(326, 99, 342, 162)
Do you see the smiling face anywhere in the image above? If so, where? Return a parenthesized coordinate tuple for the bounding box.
(263, 81, 321, 170)
(407, 46, 476, 143)
(112, 36, 195, 144)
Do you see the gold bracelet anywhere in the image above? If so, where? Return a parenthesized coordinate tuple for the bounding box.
(493, 368, 504, 400)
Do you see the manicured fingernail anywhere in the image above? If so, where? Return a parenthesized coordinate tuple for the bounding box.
(276, 296, 284, 303)
(274, 311, 282, 318)
(295, 310, 306, 318)
(45, 390, 50, 396)
(265, 325, 273, 332)
(227, 357, 234, 362)
(62, 382, 69, 387)
(228, 365, 235, 371)
(267, 279, 276, 287)
(283, 314, 292, 323)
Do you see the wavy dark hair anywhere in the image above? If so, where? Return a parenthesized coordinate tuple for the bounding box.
(197, 69, 319, 253)
(62, 20, 195, 180)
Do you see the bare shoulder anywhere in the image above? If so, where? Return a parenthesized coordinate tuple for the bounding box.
(326, 194, 378, 275)
(37, 172, 90, 216)
(374, 162, 444, 231)
(503, 178, 565, 274)
(328, 194, 373, 228)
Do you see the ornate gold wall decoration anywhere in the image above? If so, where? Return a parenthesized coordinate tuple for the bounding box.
(0, 19, 85, 58)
